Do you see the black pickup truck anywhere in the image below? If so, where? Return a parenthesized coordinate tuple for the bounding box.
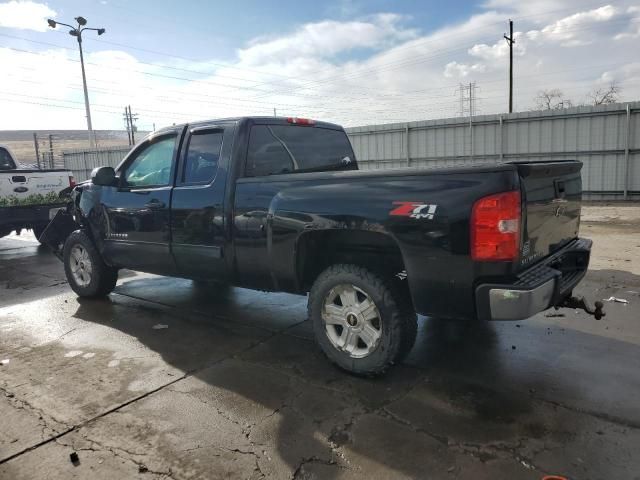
(43, 116, 601, 375)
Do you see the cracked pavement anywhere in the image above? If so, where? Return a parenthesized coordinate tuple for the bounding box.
(1, 204, 640, 479)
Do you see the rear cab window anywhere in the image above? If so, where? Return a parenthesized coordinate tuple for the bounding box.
(245, 124, 356, 177)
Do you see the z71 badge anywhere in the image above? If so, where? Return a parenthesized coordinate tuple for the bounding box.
(389, 202, 438, 220)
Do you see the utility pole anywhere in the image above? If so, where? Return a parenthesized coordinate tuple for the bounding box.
(33, 133, 41, 169)
(48, 134, 54, 168)
(47, 16, 105, 148)
(504, 19, 514, 113)
(273, 108, 277, 117)
(127, 105, 138, 144)
(123, 107, 132, 145)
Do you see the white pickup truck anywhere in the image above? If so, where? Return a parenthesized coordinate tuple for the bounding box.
(1, 144, 74, 241)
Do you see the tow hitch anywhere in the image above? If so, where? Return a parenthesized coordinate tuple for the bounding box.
(556, 295, 605, 320)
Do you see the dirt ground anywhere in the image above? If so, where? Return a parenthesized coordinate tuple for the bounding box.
(0, 203, 639, 479)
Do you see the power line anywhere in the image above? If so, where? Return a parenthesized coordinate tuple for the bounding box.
(3, 15, 635, 100)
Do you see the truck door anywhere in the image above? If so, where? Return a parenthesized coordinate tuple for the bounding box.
(170, 125, 232, 279)
(100, 131, 180, 275)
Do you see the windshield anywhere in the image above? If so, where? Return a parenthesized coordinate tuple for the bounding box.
(0, 147, 16, 170)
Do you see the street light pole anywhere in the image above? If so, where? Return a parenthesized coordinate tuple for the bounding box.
(47, 17, 105, 148)
(76, 32, 93, 146)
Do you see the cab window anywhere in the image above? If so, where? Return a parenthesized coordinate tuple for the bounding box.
(0, 147, 16, 170)
(123, 136, 177, 188)
(245, 125, 355, 177)
(183, 130, 223, 184)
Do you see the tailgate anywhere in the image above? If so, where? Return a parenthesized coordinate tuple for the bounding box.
(1, 170, 68, 201)
(515, 161, 582, 269)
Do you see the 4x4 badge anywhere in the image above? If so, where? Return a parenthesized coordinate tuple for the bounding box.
(389, 202, 438, 220)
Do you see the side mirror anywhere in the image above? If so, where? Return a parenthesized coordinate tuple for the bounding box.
(91, 166, 116, 186)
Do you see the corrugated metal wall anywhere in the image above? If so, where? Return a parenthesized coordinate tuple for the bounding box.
(62, 147, 130, 182)
(347, 102, 640, 199)
(60, 103, 639, 199)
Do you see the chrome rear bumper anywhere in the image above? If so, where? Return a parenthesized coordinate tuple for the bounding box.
(476, 238, 592, 321)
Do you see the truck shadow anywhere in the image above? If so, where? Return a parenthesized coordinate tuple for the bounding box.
(67, 270, 640, 478)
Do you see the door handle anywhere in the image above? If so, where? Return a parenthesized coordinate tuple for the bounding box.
(145, 199, 165, 209)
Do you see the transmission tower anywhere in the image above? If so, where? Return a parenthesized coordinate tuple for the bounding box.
(458, 82, 477, 118)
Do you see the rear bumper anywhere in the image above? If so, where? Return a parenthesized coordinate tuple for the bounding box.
(475, 238, 592, 321)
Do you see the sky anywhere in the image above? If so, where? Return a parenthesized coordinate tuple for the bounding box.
(0, 0, 639, 131)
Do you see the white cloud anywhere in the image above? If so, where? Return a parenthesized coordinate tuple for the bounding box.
(614, 5, 640, 39)
(1, 1, 640, 131)
(527, 5, 619, 46)
(238, 13, 417, 64)
(0, 1, 56, 32)
(469, 32, 525, 61)
(444, 61, 486, 78)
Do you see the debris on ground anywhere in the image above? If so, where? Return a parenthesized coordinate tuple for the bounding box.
(545, 312, 566, 318)
(0, 358, 9, 366)
(152, 324, 169, 329)
(69, 452, 80, 466)
(604, 296, 629, 304)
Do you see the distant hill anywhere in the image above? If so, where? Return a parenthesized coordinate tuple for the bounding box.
(0, 130, 149, 165)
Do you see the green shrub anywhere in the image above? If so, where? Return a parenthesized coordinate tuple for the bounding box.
(0, 191, 67, 208)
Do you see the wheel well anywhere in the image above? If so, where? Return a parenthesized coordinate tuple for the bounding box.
(296, 230, 407, 291)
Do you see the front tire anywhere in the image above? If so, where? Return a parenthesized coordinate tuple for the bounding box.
(308, 264, 417, 376)
(63, 230, 118, 298)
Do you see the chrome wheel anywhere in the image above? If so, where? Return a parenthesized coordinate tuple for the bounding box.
(69, 244, 93, 287)
(322, 284, 382, 358)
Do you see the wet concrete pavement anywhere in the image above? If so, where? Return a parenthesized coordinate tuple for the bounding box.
(1, 230, 640, 479)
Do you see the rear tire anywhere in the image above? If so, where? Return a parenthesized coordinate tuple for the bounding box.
(63, 230, 118, 298)
(308, 264, 417, 376)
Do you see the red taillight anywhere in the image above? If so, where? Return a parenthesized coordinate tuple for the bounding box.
(69, 175, 76, 188)
(471, 190, 521, 261)
(287, 117, 315, 125)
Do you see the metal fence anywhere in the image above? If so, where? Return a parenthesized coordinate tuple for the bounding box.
(62, 146, 130, 182)
(346, 102, 640, 200)
(59, 103, 640, 199)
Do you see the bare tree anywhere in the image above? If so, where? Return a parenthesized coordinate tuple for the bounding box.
(534, 89, 573, 110)
(588, 81, 621, 105)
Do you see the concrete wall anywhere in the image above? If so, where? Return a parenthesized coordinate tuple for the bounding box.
(346, 102, 640, 199)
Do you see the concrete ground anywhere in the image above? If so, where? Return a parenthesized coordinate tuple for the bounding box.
(1, 204, 639, 480)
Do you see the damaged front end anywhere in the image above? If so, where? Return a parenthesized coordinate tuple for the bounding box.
(39, 187, 83, 260)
